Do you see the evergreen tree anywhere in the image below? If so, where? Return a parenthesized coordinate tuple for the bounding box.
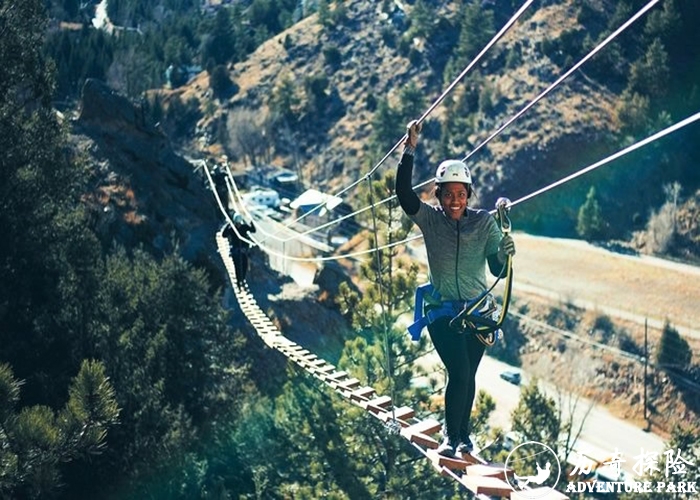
(511, 379, 561, 447)
(369, 99, 401, 157)
(317, 0, 330, 27)
(65, 248, 244, 498)
(616, 89, 651, 135)
(304, 72, 329, 115)
(406, 0, 434, 40)
(576, 186, 604, 241)
(269, 73, 300, 123)
(202, 8, 235, 65)
(449, 1, 495, 77)
(0, 360, 119, 498)
(656, 322, 692, 374)
(628, 38, 671, 100)
(209, 64, 233, 98)
(0, 0, 104, 408)
(397, 82, 425, 125)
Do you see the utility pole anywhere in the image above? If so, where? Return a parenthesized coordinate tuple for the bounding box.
(644, 318, 649, 431)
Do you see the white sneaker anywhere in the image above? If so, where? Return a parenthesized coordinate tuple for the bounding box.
(437, 437, 458, 457)
(456, 436, 474, 454)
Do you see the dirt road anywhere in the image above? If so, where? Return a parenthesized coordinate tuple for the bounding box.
(408, 232, 700, 340)
(513, 233, 700, 339)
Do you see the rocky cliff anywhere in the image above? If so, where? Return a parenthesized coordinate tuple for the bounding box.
(74, 78, 219, 262)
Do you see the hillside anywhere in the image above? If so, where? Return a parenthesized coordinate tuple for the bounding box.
(7, 1, 700, 498)
(188, 1, 616, 192)
(157, 0, 698, 257)
(510, 234, 700, 434)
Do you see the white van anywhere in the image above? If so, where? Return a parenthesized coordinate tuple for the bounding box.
(242, 188, 280, 209)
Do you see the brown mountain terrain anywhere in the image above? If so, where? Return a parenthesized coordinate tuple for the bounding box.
(193, 1, 618, 193)
(168, 0, 699, 257)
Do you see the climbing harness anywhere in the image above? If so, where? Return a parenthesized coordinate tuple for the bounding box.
(407, 198, 514, 347)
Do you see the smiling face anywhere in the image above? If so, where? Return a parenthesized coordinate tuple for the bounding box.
(438, 182, 469, 220)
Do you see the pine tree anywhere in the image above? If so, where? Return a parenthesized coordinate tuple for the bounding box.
(317, 0, 330, 27)
(576, 186, 604, 241)
(269, 73, 300, 123)
(511, 379, 561, 447)
(628, 38, 671, 100)
(0, 361, 118, 498)
(656, 322, 691, 374)
(451, 1, 495, 74)
(369, 99, 401, 157)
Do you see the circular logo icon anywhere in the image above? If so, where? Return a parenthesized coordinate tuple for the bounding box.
(504, 441, 562, 499)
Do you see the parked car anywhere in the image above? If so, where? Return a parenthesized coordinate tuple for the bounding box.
(500, 370, 521, 385)
(242, 187, 281, 209)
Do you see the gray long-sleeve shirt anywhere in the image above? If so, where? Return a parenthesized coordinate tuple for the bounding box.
(396, 153, 502, 301)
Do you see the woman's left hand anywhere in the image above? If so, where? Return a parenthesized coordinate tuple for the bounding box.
(498, 234, 516, 261)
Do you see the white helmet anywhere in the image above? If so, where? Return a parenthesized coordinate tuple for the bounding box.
(435, 160, 472, 185)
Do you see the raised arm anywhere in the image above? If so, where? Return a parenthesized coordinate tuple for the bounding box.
(395, 121, 422, 216)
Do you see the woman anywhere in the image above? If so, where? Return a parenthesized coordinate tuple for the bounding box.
(395, 121, 515, 457)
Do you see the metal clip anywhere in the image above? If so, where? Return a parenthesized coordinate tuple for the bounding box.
(495, 197, 512, 234)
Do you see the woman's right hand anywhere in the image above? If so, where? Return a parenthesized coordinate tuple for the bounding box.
(405, 120, 422, 148)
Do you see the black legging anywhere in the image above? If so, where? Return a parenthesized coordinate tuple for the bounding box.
(428, 316, 485, 442)
(232, 249, 249, 285)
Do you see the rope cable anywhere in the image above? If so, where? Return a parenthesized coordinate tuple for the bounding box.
(216, 110, 700, 265)
(462, 0, 661, 162)
(248, 0, 662, 249)
(508, 110, 700, 210)
(259, 0, 536, 240)
(366, 176, 398, 427)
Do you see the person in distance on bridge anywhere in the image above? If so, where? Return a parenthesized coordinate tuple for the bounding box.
(395, 120, 515, 458)
(223, 212, 257, 288)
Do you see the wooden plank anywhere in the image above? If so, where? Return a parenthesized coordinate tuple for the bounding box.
(350, 386, 376, 401)
(327, 371, 348, 381)
(401, 419, 442, 449)
(465, 463, 510, 481)
(409, 432, 440, 449)
(392, 406, 415, 420)
(310, 363, 333, 374)
(401, 418, 442, 437)
(427, 449, 470, 471)
(460, 451, 489, 465)
(460, 475, 514, 497)
(335, 377, 361, 390)
(379, 406, 414, 424)
(365, 395, 392, 414)
(275, 344, 301, 354)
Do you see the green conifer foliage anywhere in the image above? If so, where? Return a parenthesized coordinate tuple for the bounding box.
(576, 186, 604, 241)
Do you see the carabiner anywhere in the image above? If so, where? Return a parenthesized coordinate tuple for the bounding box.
(495, 197, 512, 234)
